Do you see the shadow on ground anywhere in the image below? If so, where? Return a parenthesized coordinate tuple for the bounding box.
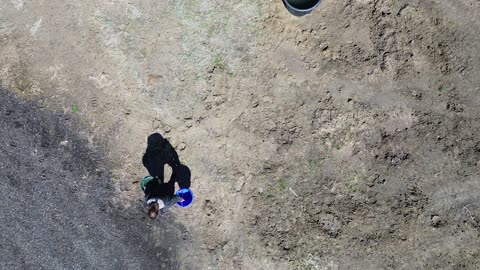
(0, 88, 186, 269)
(143, 132, 192, 189)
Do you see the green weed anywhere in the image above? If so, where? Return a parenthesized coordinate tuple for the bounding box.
(345, 170, 368, 194)
(346, 182, 359, 193)
(333, 140, 343, 150)
(72, 104, 80, 113)
(212, 54, 225, 70)
(279, 179, 286, 190)
(262, 178, 288, 198)
(438, 84, 445, 92)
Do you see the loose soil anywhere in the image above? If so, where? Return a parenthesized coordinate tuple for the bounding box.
(1, 0, 480, 269)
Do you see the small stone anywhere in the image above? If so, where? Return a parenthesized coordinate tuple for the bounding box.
(257, 188, 264, 194)
(179, 143, 186, 151)
(431, 215, 443, 227)
(152, 119, 161, 129)
(164, 126, 171, 133)
(60, 140, 68, 146)
(412, 90, 422, 100)
(235, 177, 245, 192)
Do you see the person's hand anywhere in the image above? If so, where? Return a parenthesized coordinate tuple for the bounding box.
(158, 200, 166, 209)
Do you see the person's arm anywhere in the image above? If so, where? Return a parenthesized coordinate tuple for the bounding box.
(163, 195, 183, 209)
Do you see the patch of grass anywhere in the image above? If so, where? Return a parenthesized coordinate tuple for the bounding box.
(71, 104, 80, 113)
(345, 170, 368, 194)
(263, 186, 277, 199)
(307, 158, 316, 170)
(13, 77, 33, 92)
(346, 182, 358, 193)
(330, 141, 341, 150)
(306, 156, 324, 171)
(438, 84, 445, 92)
(212, 54, 225, 70)
(304, 148, 327, 175)
(263, 178, 288, 198)
(278, 179, 286, 191)
(207, 26, 217, 39)
(355, 171, 368, 183)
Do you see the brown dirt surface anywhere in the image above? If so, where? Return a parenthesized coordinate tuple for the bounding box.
(1, 0, 480, 269)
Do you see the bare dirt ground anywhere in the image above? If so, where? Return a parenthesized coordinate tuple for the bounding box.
(1, 0, 480, 269)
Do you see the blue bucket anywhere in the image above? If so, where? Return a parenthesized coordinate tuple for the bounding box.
(282, 0, 321, 17)
(175, 188, 194, 208)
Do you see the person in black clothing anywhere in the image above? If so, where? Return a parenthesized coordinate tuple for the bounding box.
(141, 175, 182, 219)
(141, 133, 191, 219)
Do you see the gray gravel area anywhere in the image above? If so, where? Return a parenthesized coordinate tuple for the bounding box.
(0, 89, 182, 270)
